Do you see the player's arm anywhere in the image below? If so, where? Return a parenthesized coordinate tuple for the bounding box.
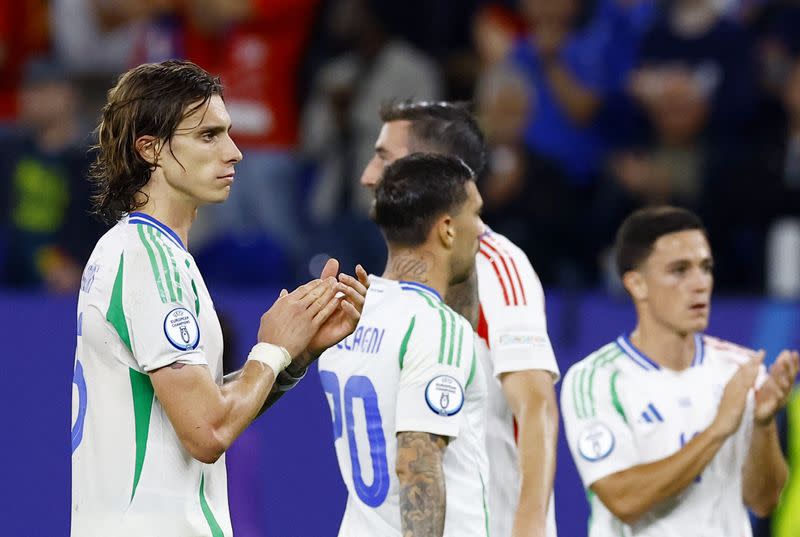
(742, 350, 798, 515)
(150, 278, 343, 463)
(501, 369, 558, 537)
(590, 356, 761, 525)
(396, 431, 449, 537)
(479, 244, 560, 537)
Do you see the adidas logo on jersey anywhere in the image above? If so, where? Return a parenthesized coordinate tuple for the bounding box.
(638, 402, 665, 424)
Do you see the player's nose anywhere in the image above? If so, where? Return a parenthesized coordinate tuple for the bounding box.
(360, 157, 381, 188)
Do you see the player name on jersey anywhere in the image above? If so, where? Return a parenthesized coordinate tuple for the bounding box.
(335, 325, 386, 354)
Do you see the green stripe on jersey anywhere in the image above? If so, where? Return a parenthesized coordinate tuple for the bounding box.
(446, 310, 456, 365)
(137, 224, 167, 302)
(147, 226, 176, 302)
(480, 472, 490, 536)
(611, 371, 627, 422)
(129, 369, 154, 502)
(466, 348, 477, 388)
(572, 345, 622, 419)
(399, 316, 416, 370)
(154, 229, 183, 302)
(408, 289, 449, 364)
(107, 253, 132, 353)
(200, 473, 225, 537)
(191, 279, 200, 316)
(585, 348, 622, 417)
(455, 322, 465, 367)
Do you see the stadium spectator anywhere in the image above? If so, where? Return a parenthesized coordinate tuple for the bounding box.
(301, 0, 441, 273)
(475, 64, 575, 285)
(110, 0, 319, 269)
(50, 0, 136, 77)
(593, 66, 714, 263)
(508, 0, 624, 186)
(0, 0, 50, 125)
(181, 0, 319, 260)
(0, 57, 103, 292)
(706, 53, 800, 292)
(631, 0, 757, 135)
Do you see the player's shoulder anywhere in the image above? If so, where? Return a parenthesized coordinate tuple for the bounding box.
(476, 228, 544, 305)
(126, 213, 187, 256)
(398, 281, 462, 319)
(701, 334, 758, 365)
(478, 228, 532, 266)
(395, 281, 470, 331)
(564, 341, 628, 381)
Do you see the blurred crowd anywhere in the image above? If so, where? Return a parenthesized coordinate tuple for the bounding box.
(2, 0, 800, 296)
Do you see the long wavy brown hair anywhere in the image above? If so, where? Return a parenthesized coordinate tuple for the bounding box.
(89, 60, 223, 224)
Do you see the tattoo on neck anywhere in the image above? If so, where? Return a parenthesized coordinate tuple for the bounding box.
(387, 252, 434, 283)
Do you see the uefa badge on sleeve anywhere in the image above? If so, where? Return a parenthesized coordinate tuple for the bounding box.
(163, 307, 200, 351)
(578, 423, 615, 462)
(425, 375, 465, 416)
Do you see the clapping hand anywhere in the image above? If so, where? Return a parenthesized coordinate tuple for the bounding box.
(306, 258, 369, 357)
(755, 350, 800, 426)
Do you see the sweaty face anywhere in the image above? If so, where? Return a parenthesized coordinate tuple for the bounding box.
(156, 95, 242, 206)
(635, 230, 713, 336)
(360, 120, 413, 189)
(449, 181, 485, 285)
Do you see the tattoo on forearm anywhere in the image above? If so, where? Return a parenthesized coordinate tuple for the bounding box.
(396, 432, 448, 537)
(388, 253, 434, 284)
(445, 270, 479, 329)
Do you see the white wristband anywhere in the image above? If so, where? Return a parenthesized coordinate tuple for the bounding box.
(247, 342, 291, 376)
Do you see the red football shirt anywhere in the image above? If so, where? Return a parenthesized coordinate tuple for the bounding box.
(0, 0, 49, 122)
(185, 0, 318, 149)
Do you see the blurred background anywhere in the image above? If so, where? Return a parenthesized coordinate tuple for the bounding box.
(1, 0, 799, 535)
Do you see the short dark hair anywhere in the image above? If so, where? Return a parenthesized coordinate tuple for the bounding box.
(615, 206, 707, 276)
(374, 153, 475, 246)
(89, 60, 223, 224)
(379, 100, 487, 179)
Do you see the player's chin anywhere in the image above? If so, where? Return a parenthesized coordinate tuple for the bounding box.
(685, 316, 709, 333)
(208, 187, 232, 204)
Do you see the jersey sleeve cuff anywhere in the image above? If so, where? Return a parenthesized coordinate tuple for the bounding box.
(492, 348, 560, 382)
(395, 417, 461, 439)
(140, 351, 208, 372)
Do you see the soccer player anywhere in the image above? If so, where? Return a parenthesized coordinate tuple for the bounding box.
(561, 206, 799, 536)
(360, 101, 560, 537)
(318, 153, 489, 536)
(71, 60, 367, 536)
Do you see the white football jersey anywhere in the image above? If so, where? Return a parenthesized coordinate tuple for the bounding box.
(562, 334, 760, 537)
(71, 212, 230, 537)
(318, 277, 490, 537)
(475, 229, 560, 537)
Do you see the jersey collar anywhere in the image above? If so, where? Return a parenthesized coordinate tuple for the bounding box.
(616, 333, 705, 371)
(398, 280, 443, 302)
(128, 212, 186, 251)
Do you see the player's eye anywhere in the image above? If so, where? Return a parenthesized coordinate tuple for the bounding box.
(201, 131, 216, 141)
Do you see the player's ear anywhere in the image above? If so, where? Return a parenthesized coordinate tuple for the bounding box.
(437, 214, 455, 249)
(135, 135, 161, 166)
(623, 270, 647, 301)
